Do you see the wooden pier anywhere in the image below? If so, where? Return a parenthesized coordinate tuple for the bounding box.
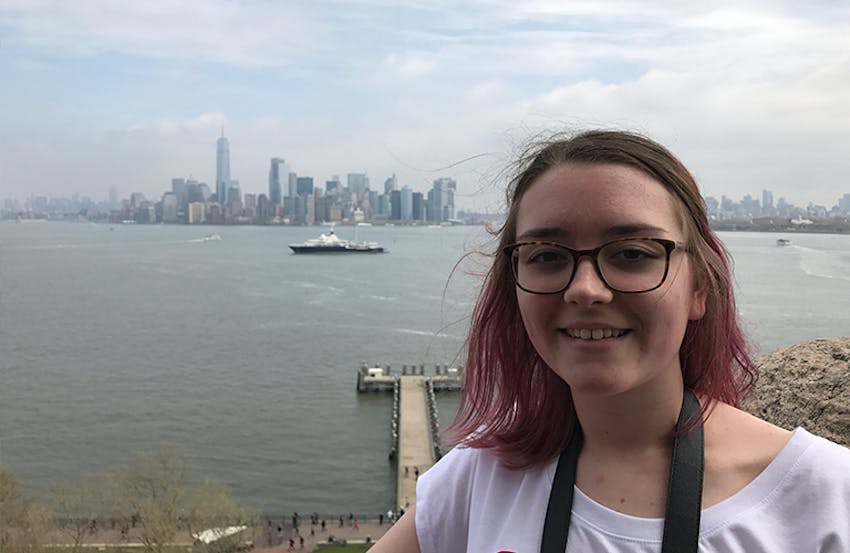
(396, 375, 430, 511)
(356, 363, 462, 511)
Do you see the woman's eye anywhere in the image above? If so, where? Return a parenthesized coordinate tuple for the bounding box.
(608, 245, 661, 262)
(619, 248, 651, 259)
(527, 248, 567, 264)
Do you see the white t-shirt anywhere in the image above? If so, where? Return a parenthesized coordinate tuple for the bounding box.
(416, 428, 850, 553)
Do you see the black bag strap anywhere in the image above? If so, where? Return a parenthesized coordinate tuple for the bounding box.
(539, 422, 581, 553)
(540, 390, 703, 553)
(661, 390, 703, 553)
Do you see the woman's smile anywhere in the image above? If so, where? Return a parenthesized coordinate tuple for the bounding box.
(560, 327, 630, 340)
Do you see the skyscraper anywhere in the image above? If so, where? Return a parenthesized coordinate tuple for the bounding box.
(216, 132, 231, 204)
(348, 173, 369, 199)
(269, 158, 285, 206)
(429, 177, 456, 222)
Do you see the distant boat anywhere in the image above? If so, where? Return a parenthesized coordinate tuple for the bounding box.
(203, 234, 222, 241)
(776, 238, 791, 246)
(289, 227, 386, 254)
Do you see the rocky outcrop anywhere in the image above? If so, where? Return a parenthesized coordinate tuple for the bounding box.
(744, 337, 850, 447)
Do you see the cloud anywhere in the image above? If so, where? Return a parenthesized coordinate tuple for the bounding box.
(383, 52, 437, 78)
(0, 0, 322, 67)
(3, 1, 850, 210)
(125, 112, 227, 134)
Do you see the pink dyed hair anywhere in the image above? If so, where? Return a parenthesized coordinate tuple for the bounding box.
(449, 130, 757, 469)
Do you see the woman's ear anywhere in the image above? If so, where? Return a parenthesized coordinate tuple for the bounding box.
(689, 288, 707, 321)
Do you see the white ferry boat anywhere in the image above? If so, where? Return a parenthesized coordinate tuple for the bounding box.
(289, 228, 386, 254)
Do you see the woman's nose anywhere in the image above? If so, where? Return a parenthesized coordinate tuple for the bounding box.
(562, 257, 614, 305)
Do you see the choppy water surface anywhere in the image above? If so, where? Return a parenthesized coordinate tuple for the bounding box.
(1, 224, 847, 514)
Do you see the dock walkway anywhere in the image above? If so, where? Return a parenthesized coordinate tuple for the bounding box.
(356, 363, 462, 511)
(396, 375, 432, 511)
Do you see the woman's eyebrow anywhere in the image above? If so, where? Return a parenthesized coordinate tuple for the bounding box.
(605, 223, 668, 237)
(516, 223, 667, 241)
(515, 227, 567, 241)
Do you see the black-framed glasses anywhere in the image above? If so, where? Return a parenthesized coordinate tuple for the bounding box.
(503, 237, 688, 294)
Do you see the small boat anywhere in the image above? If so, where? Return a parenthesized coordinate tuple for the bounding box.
(289, 227, 386, 254)
(776, 238, 791, 246)
(203, 234, 222, 241)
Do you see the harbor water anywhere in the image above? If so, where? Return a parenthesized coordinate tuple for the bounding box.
(1, 223, 848, 514)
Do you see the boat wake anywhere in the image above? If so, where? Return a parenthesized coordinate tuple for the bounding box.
(796, 246, 850, 281)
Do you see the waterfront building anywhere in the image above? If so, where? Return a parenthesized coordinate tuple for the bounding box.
(377, 193, 389, 218)
(401, 186, 413, 220)
(188, 201, 205, 224)
(288, 172, 298, 199)
(391, 189, 401, 220)
(310, 190, 325, 223)
(256, 193, 270, 221)
(282, 196, 294, 218)
(412, 192, 424, 221)
(171, 178, 188, 215)
(762, 189, 774, 216)
(136, 202, 155, 224)
(227, 184, 242, 216)
(198, 182, 212, 202)
(365, 189, 378, 219)
(269, 158, 285, 206)
(839, 193, 850, 213)
(161, 192, 179, 223)
(427, 177, 456, 222)
(326, 177, 341, 195)
(348, 173, 369, 201)
(384, 174, 398, 194)
(216, 134, 231, 205)
(186, 181, 205, 207)
(130, 192, 147, 209)
(305, 193, 315, 225)
(296, 176, 314, 196)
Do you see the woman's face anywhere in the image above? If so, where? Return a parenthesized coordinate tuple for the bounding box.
(513, 162, 706, 399)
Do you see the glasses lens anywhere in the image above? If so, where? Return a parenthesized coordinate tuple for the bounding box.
(512, 243, 575, 294)
(598, 239, 668, 292)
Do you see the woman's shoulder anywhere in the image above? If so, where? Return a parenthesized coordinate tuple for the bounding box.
(421, 443, 552, 486)
(416, 445, 560, 553)
(702, 401, 850, 507)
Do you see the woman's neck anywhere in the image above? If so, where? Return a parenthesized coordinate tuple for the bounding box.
(572, 378, 685, 457)
(570, 378, 689, 517)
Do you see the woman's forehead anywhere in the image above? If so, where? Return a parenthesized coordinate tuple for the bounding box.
(515, 163, 685, 239)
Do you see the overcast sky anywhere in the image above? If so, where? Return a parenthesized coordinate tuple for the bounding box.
(2, 0, 849, 211)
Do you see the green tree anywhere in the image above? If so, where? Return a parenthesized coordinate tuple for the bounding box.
(186, 478, 257, 553)
(0, 465, 54, 553)
(0, 465, 24, 552)
(12, 503, 53, 553)
(53, 475, 112, 552)
(119, 444, 188, 553)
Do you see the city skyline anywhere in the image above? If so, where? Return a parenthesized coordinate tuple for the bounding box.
(4, 129, 849, 218)
(2, 2, 850, 210)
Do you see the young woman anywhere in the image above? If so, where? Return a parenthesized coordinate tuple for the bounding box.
(371, 130, 850, 552)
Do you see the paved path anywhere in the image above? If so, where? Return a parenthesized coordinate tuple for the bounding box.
(48, 519, 393, 552)
(396, 375, 435, 512)
(255, 519, 391, 551)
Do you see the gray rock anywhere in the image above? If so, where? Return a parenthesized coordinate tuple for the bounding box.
(744, 337, 850, 447)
